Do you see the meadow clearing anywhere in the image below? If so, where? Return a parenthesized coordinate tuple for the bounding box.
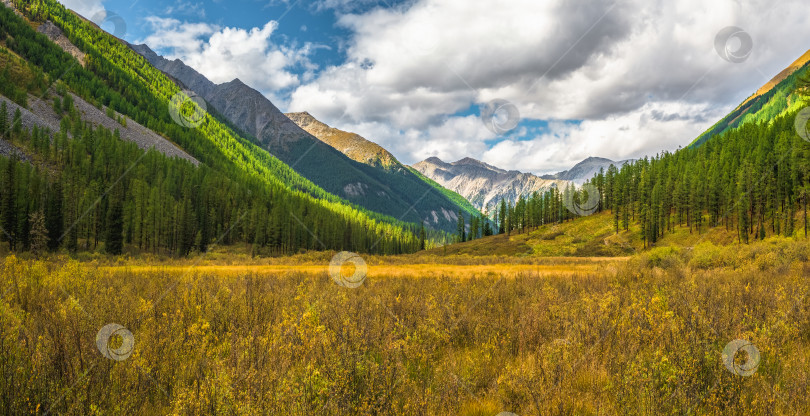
(0, 235, 809, 415)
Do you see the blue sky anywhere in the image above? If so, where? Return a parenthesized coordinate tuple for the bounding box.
(84, 0, 354, 67)
(61, 0, 810, 174)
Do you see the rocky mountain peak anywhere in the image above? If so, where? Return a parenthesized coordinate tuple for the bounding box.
(285, 111, 400, 170)
(412, 157, 568, 212)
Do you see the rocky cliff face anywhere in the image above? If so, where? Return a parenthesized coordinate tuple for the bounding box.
(412, 157, 568, 213)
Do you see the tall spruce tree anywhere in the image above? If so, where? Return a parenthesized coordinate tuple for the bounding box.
(45, 181, 63, 251)
(456, 210, 466, 243)
(105, 198, 124, 255)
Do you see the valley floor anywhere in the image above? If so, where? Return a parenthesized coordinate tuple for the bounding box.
(1, 218, 809, 414)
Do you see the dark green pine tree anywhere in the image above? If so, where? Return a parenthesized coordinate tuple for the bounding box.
(11, 108, 22, 136)
(1, 157, 16, 249)
(0, 101, 7, 135)
(456, 210, 466, 242)
(419, 224, 426, 250)
(105, 197, 124, 255)
(177, 196, 196, 256)
(499, 199, 507, 234)
(483, 220, 493, 236)
(45, 180, 63, 251)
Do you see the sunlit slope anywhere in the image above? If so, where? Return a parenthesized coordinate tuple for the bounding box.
(691, 48, 810, 147)
(429, 211, 746, 257)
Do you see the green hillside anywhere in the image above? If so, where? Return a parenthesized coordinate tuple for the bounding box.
(0, 0, 445, 256)
(690, 49, 810, 147)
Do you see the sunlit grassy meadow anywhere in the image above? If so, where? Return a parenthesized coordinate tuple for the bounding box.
(1, 236, 808, 415)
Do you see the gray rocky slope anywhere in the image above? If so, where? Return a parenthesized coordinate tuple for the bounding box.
(1, 91, 198, 165)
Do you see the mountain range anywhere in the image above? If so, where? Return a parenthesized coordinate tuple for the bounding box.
(133, 37, 642, 219)
(0, 0, 440, 256)
(128, 43, 481, 232)
(411, 157, 564, 213)
(410, 156, 634, 213)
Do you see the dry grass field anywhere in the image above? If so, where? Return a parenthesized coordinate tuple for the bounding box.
(1, 234, 809, 415)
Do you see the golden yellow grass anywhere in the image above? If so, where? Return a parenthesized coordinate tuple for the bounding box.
(1, 239, 809, 414)
(100, 257, 628, 279)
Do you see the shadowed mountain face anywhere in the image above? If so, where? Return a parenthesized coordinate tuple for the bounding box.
(412, 157, 568, 213)
(129, 43, 478, 232)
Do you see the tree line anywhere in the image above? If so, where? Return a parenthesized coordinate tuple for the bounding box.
(470, 104, 810, 247)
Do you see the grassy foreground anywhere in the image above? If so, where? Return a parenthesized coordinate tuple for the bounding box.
(0, 238, 809, 415)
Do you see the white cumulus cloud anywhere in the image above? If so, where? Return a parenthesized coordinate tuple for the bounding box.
(288, 0, 810, 170)
(136, 0, 810, 173)
(138, 17, 317, 101)
(58, 0, 106, 19)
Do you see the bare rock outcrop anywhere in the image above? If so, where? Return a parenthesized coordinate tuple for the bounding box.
(36, 21, 86, 65)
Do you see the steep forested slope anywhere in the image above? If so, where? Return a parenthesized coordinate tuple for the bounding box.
(0, 0, 438, 256)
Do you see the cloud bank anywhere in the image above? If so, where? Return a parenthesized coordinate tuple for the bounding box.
(136, 0, 810, 172)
